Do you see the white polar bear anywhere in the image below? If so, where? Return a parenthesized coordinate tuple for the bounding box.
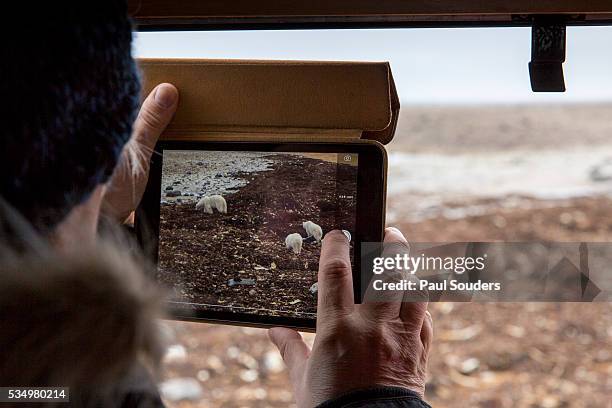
(195, 195, 227, 214)
(302, 221, 323, 243)
(209, 195, 227, 213)
(285, 233, 303, 255)
(195, 196, 213, 213)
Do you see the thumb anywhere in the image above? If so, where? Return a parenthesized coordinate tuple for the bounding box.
(132, 83, 179, 151)
(101, 84, 178, 223)
(268, 328, 310, 380)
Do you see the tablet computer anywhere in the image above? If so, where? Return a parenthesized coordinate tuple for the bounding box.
(136, 141, 386, 330)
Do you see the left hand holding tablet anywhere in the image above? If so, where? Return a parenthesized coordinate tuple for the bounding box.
(102, 83, 178, 223)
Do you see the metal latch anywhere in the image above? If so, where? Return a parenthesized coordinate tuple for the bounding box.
(529, 17, 567, 92)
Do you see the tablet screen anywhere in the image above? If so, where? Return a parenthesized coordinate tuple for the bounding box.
(157, 150, 358, 318)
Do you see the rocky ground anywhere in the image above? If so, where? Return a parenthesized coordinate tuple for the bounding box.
(158, 152, 356, 318)
(159, 302, 611, 408)
(156, 106, 611, 407)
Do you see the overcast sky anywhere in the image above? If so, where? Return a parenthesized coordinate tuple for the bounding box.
(134, 27, 612, 105)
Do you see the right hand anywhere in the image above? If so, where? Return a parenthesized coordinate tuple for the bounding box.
(269, 228, 433, 407)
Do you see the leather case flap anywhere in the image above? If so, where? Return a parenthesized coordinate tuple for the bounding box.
(139, 58, 399, 144)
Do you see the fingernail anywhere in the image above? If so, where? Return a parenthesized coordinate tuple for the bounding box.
(154, 84, 177, 108)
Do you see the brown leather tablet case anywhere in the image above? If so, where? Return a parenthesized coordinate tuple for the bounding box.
(138, 58, 399, 145)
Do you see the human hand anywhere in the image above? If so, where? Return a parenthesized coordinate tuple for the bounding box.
(101, 83, 179, 224)
(269, 228, 433, 407)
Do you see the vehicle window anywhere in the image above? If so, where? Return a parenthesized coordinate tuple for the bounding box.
(135, 27, 612, 408)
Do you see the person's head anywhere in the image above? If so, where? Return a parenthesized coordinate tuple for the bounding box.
(0, 1, 140, 232)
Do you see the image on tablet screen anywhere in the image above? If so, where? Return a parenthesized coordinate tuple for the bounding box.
(157, 151, 358, 318)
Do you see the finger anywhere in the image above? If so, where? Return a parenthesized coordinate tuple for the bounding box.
(268, 328, 310, 381)
(360, 227, 410, 321)
(101, 84, 178, 222)
(132, 83, 179, 152)
(400, 294, 429, 333)
(420, 310, 434, 353)
(317, 230, 354, 322)
(384, 228, 429, 330)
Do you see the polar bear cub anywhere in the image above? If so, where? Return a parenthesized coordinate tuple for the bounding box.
(303, 221, 323, 243)
(285, 233, 303, 255)
(195, 195, 227, 214)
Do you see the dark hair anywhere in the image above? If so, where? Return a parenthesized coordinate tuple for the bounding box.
(0, 2, 141, 231)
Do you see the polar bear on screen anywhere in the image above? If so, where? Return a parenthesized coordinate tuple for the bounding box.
(195, 195, 227, 214)
(303, 221, 323, 243)
(285, 233, 303, 255)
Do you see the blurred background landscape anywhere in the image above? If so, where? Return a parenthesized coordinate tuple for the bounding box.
(136, 27, 612, 407)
